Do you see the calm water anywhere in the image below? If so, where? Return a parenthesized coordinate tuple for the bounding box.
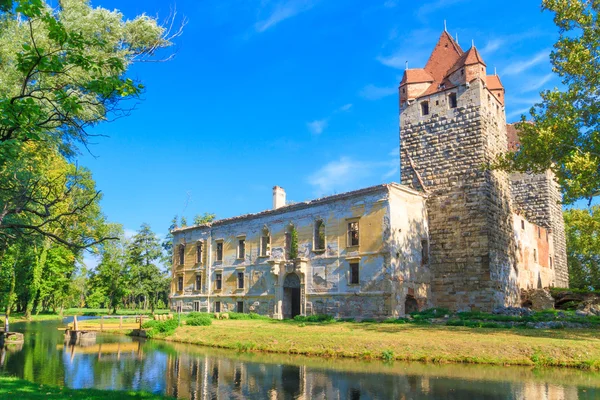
(1, 320, 599, 399)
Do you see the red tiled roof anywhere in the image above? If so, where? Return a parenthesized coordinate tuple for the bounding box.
(486, 75, 504, 91)
(400, 69, 434, 86)
(446, 46, 486, 76)
(424, 31, 464, 84)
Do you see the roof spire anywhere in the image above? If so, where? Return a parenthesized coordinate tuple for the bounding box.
(471, 39, 475, 48)
(405, 60, 409, 70)
(494, 66, 497, 76)
(444, 20, 447, 32)
(455, 32, 459, 45)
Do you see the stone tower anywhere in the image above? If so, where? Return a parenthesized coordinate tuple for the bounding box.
(399, 31, 520, 311)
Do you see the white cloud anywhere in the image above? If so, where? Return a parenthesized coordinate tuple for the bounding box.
(389, 147, 400, 157)
(338, 103, 353, 112)
(521, 73, 555, 93)
(82, 252, 100, 270)
(124, 228, 137, 239)
(307, 157, 398, 195)
(480, 39, 504, 55)
(255, 0, 317, 33)
(360, 84, 396, 100)
(503, 50, 550, 76)
(376, 54, 408, 69)
(506, 107, 531, 122)
(383, 0, 398, 7)
(307, 119, 328, 134)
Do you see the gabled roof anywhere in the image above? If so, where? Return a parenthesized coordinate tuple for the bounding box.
(424, 31, 464, 84)
(400, 69, 434, 86)
(446, 46, 486, 77)
(486, 75, 504, 91)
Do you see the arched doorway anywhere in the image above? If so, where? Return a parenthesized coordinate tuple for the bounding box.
(283, 273, 301, 319)
(405, 295, 418, 315)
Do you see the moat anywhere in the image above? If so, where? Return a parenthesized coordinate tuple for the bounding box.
(1, 320, 599, 399)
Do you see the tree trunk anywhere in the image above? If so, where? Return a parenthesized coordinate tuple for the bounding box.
(25, 239, 50, 320)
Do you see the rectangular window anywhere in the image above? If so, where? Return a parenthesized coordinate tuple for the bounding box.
(237, 271, 244, 289)
(549, 256, 553, 268)
(195, 274, 202, 291)
(521, 220, 525, 230)
(177, 276, 183, 291)
(448, 92, 457, 108)
(216, 241, 223, 262)
(178, 245, 185, 265)
(350, 262, 359, 285)
(314, 220, 325, 251)
(261, 234, 270, 256)
(196, 242, 203, 263)
(237, 301, 244, 313)
(420, 101, 429, 116)
(238, 238, 245, 259)
(533, 249, 537, 262)
(214, 301, 221, 313)
(194, 301, 200, 312)
(215, 273, 222, 290)
(347, 221, 359, 247)
(421, 239, 430, 265)
(538, 227, 541, 238)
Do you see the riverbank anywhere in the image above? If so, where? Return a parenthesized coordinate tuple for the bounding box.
(6, 308, 170, 323)
(155, 319, 600, 370)
(0, 376, 173, 399)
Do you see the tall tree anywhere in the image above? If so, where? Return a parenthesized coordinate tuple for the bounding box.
(0, 0, 182, 249)
(495, 0, 600, 203)
(564, 206, 600, 290)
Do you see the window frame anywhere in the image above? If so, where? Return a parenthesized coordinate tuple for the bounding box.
(215, 272, 222, 291)
(237, 237, 246, 260)
(178, 244, 185, 266)
(177, 275, 183, 292)
(214, 301, 221, 313)
(347, 219, 360, 248)
(448, 92, 457, 109)
(420, 100, 429, 116)
(237, 271, 245, 289)
(260, 228, 271, 257)
(193, 301, 200, 312)
(196, 241, 203, 264)
(237, 301, 244, 313)
(349, 262, 360, 285)
(215, 240, 224, 262)
(314, 219, 326, 252)
(195, 274, 202, 291)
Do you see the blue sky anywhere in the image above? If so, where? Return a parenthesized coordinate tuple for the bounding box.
(79, 0, 562, 245)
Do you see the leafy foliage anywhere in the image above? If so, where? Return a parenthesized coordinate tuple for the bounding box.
(193, 213, 216, 225)
(494, 0, 600, 203)
(186, 313, 212, 326)
(564, 207, 600, 289)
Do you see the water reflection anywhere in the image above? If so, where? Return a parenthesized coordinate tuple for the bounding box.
(1, 321, 599, 399)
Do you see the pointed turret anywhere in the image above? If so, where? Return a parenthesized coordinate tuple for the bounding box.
(446, 45, 487, 86)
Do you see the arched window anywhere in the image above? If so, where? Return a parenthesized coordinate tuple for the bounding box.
(314, 220, 325, 251)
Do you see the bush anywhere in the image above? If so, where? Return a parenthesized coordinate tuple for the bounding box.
(410, 308, 450, 320)
(228, 312, 270, 320)
(142, 318, 179, 338)
(381, 350, 395, 362)
(383, 317, 409, 324)
(293, 314, 335, 323)
(186, 314, 212, 326)
(360, 318, 377, 323)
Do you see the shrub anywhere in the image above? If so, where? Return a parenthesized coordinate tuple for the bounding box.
(383, 318, 409, 324)
(228, 312, 270, 320)
(142, 318, 179, 338)
(186, 314, 212, 326)
(360, 318, 377, 323)
(381, 350, 395, 362)
(410, 308, 450, 320)
(293, 314, 334, 323)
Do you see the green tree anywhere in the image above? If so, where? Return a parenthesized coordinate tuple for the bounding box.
(90, 224, 129, 314)
(193, 213, 216, 225)
(495, 0, 600, 203)
(127, 223, 166, 313)
(564, 206, 600, 289)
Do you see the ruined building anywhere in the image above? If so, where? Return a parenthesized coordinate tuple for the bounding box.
(170, 30, 568, 318)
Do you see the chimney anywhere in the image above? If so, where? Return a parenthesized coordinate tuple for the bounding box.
(273, 186, 286, 210)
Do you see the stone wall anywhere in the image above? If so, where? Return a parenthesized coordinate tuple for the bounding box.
(170, 185, 428, 318)
(400, 79, 519, 311)
(510, 171, 569, 287)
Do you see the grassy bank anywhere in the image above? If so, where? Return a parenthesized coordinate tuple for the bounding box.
(155, 318, 600, 370)
(7, 308, 170, 323)
(0, 376, 173, 399)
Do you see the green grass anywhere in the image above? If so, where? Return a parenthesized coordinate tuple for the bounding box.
(0, 376, 173, 399)
(161, 318, 600, 370)
(7, 308, 171, 323)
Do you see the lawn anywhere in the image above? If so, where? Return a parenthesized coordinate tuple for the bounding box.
(160, 318, 600, 370)
(0, 377, 173, 399)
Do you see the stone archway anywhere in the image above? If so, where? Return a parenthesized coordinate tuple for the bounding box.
(283, 273, 301, 319)
(405, 295, 418, 315)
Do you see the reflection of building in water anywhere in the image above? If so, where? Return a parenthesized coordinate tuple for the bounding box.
(165, 351, 592, 399)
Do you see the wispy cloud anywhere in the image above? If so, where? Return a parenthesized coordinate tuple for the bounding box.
(360, 84, 396, 100)
(307, 119, 328, 134)
(503, 50, 550, 76)
(480, 39, 504, 55)
(383, 0, 398, 7)
(416, 0, 470, 21)
(307, 156, 398, 195)
(255, 0, 317, 33)
(521, 73, 555, 93)
(338, 103, 353, 112)
(506, 107, 531, 121)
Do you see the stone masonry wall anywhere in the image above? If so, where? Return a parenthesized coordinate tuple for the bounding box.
(510, 171, 569, 287)
(400, 79, 519, 311)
